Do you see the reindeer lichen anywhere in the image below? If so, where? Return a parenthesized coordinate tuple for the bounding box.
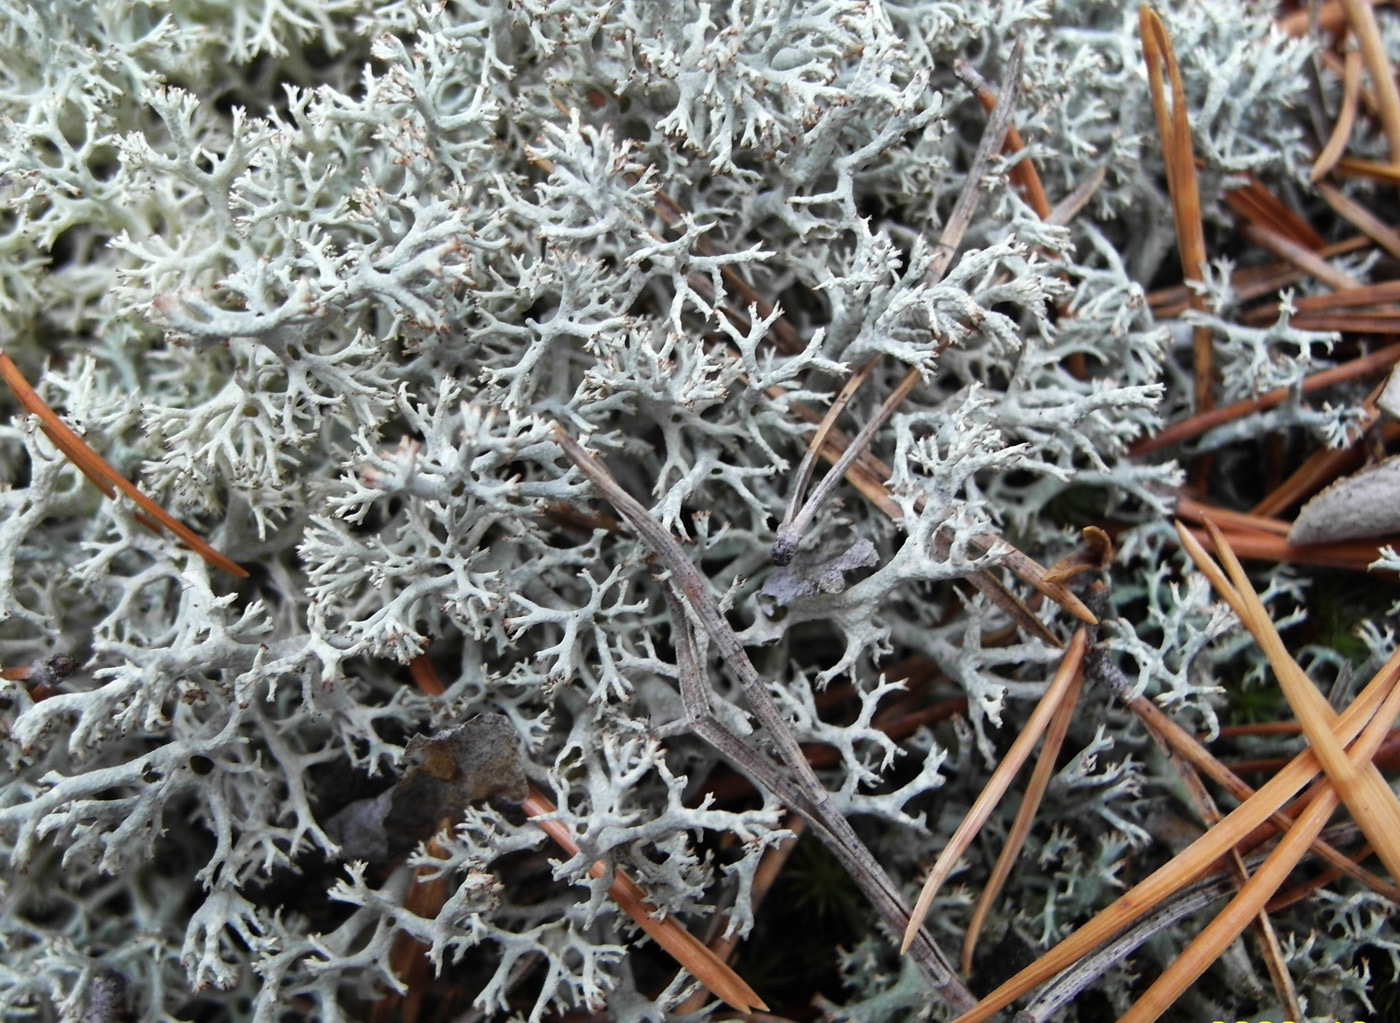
(0, 1, 1394, 1021)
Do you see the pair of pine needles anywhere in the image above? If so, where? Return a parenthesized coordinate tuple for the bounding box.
(901, 519, 1400, 1022)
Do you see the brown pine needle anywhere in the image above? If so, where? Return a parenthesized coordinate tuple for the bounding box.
(1173, 495, 1290, 536)
(0, 350, 247, 577)
(961, 654, 1084, 973)
(1117, 660, 1400, 1023)
(778, 356, 879, 538)
(522, 787, 766, 1014)
(673, 815, 805, 1014)
(957, 60, 1051, 220)
(1203, 519, 1400, 881)
(901, 629, 1088, 954)
(1141, 5, 1212, 422)
(1109, 625, 1400, 903)
(1129, 341, 1400, 456)
(1242, 221, 1365, 291)
(1312, 48, 1364, 182)
(1337, 0, 1400, 167)
(1223, 174, 1326, 249)
(946, 600, 1400, 1023)
(1315, 181, 1400, 260)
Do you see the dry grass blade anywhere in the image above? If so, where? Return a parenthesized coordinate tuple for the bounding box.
(1316, 180, 1400, 260)
(1140, 5, 1212, 422)
(960, 656, 1084, 973)
(521, 787, 766, 1014)
(0, 350, 247, 577)
(1312, 47, 1364, 182)
(947, 610, 1400, 1023)
(1117, 661, 1400, 1023)
(1129, 341, 1400, 456)
(1203, 519, 1400, 881)
(901, 629, 1087, 954)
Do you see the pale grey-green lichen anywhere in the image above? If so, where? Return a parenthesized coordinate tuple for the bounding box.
(0, 0, 1392, 1021)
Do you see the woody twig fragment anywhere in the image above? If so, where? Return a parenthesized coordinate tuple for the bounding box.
(554, 424, 977, 1011)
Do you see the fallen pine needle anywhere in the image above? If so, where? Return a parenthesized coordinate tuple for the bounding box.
(522, 786, 767, 1014)
(0, 350, 247, 577)
(902, 629, 1087, 954)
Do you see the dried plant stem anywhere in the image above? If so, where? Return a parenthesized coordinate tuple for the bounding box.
(555, 425, 975, 1010)
(1242, 221, 1365, 291)
(1148, 729, 1301, 1018)
(955, 57, 1050, 220)
(901, 629, 1088, 954)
